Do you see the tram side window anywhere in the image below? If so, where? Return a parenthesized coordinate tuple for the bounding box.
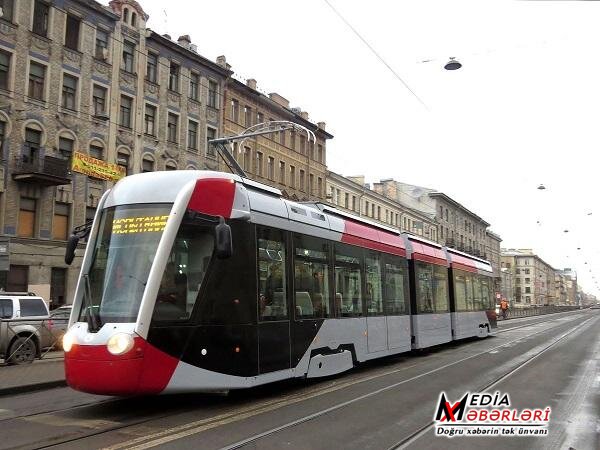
(365, 252, 383, 315)
(454, 271, 468, 311)
(465, 274, 474, 311)
(481, 277, 491, 309)
(433, 265, 449, 312)
(472, 275, 483, 310)
(258, 228, 288, 321)
(294, 234, 330, 319)
(415, 261, 434, 313)
(334, 244, 363, 317)
(383, 256, 409, 315)
(416, 262, 449, 313)
(154, 222, 214, 322)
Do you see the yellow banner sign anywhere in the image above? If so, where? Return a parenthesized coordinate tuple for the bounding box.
(71, 151, 126, 182)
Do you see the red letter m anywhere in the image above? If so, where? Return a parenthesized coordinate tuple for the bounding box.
(435, 393, 468, 422)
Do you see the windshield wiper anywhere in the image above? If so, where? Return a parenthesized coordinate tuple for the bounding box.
(83, 274, 100, 332)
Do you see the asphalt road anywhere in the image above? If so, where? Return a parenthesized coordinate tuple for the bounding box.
(0, 309, 597, 450)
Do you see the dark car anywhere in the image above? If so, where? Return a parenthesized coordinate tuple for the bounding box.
(48, 305, 72, 350)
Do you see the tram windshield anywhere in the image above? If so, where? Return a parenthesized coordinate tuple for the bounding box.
(79, 203, 171, 326)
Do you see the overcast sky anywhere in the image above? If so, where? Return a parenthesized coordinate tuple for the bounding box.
(119, 0, 600, 296)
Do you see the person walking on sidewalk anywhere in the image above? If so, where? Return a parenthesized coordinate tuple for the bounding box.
(500, 298, 509, 319)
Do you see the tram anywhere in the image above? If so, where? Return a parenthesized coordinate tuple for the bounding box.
(62, 171, 496, 395)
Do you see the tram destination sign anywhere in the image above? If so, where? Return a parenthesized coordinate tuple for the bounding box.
(111, 215, 169, 235)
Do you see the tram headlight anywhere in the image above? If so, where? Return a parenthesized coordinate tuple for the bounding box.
(106, 333, 134, 355)
(62, 332, 74, 353)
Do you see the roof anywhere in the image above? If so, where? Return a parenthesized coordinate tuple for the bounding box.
(428, 192, 490, 226)
(227, 78, 334, 140)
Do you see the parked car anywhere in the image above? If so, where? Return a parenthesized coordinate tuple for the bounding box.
(0, 292, 54, 364)
(48, 305, 72, 350)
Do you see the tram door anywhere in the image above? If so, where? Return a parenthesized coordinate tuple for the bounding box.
(257, 227, 291, 374)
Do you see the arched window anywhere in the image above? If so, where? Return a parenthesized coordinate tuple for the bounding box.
(89, 140, 104, 160)
(123, 8, 129, 23)
(116, 147, 131, 175)
(142, 154, 154, 172)
(131, 12, 137, 27)
(165, 160, 177, 171)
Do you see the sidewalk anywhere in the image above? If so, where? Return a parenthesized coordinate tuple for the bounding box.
(0, 351, 66, 396)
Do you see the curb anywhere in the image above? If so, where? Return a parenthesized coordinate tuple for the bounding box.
(0, 379, 67, 397)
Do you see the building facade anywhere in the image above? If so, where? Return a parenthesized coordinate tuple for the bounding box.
(221, 71, 332, 201)
(501, 249, 557, 306)
(0, 0, 231, 306)
(326, 172, 438, 240)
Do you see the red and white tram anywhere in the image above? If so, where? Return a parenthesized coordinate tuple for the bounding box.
(63, 171, 496, 395)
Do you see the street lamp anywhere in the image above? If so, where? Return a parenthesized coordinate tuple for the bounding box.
(444, 57, 462, 70)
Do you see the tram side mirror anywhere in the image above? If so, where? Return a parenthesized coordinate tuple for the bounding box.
(65, 234, 79, 265)
(215, 216, 233, 259)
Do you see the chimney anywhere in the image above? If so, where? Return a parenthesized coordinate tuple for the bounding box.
(347, 176, 366, 187)
(162, 33, 172, 40)
(177, 35, 191, 49)
(189, 43, 198, 53)
(269, 93, 290, 108)
(246, 78, 257, 90)
(317, 121, 326, 130)
(300, 111, 309, 120)
(216, 55, 231, 70)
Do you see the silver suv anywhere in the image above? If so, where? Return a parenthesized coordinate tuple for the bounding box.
(0, 292, 54, 364)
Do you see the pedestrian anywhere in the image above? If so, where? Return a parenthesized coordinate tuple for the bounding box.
(500, 298, 509, 319)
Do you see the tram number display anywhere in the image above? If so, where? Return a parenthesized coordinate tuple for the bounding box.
(111, 215, 169, 235)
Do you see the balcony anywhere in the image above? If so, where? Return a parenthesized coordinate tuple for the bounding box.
(12, 153, 72, 186)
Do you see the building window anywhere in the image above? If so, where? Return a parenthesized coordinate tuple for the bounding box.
(254, 152, 263, 177)
(85, 206, 96, 222)
(18, 198, 36, 237)
(168, 62, 179, 91)
(299, 169, 305, 191)
(267, 156, 274, 180)
(95, 28, 109, 60)
(24, 128, 41, 161)
(352, 195, 356, 211)
(117, 152, 130, 175)
(299, 137, 306, 155)
(122, 7, 129, 23)
(131, 12, 137, 27)
(65, 14, 80, 50)
(206, 127, 216, 156)
(317, 144, 323, 163)
(52, 202, 70, 240)
(290, 130, 296, 150)
(310, 174, 314, 195)
(344, 193, 349, 209)
(144, 104, 156, 136)
(289, 165, 295, 188)
(0, 50, 9, 91)
(0, 121, 5, 151)
(142, 156, 154, 172)
(32, 0, 49, 36)
(146, 52, 158, 83)
(58, 136, 73, 161)
(166, 161, 176, 171)
(28, 61, 46, 100)
(188, 120, 198, 150)
(257, 111, 263, 125)
(119, 95, 132, 128)
(280, 130, 286, 146)
(190, 72, 199, 100)
(167, 113, 178, 143)
(279, 161, 285, 184)
(89, 143, 103, 160)
(92, 84, 107, 116)
(244, 106, 252, 126)
(0, 0, 14, 22)
(208, 80, 218, 108)
(318, 177, 323, 197)
(61, 74, 77, 110)
(122, 40, 135, 73)
(309, 142, 315, 159)
(230, 99, 239, 122)
(243, 147, 251, 172)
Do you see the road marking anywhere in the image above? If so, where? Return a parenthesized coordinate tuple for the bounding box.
(105, 317, 585, 450)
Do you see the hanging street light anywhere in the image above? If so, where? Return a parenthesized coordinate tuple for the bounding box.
(537, 184, 546, 190)
(444, 57, 462, 70)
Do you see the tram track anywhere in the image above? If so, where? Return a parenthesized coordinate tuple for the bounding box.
(87, 313, 593, 450)
(3, 311, 592, 450)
